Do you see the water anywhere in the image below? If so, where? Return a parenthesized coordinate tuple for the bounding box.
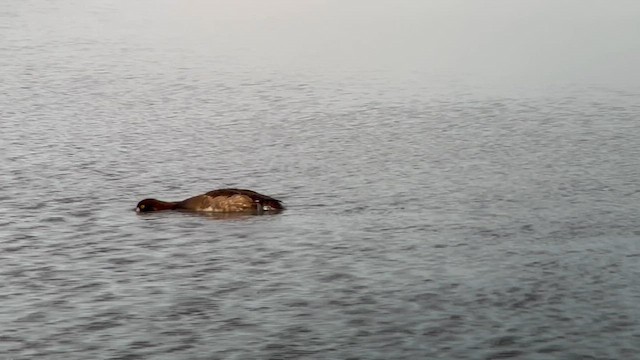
(2, 1, 640, 359)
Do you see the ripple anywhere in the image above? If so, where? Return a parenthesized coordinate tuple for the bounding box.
(1, 2, 639, 357)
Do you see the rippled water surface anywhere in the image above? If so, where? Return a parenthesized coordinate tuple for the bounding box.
(2, 1, 640, 359)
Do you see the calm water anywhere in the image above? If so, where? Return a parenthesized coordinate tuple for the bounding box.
(2, 1, 640, 359)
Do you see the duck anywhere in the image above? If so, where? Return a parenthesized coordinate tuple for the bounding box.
(135, 188, 284, 213)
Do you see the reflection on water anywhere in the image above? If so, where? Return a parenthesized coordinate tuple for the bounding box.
(2, 0, 640, 359)
(137, 210, 283, 221)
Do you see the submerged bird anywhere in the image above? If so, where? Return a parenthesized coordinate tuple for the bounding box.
(135, 188, 284, 213)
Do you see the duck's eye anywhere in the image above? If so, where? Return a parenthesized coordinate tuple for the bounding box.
(140, 204, 145, 209)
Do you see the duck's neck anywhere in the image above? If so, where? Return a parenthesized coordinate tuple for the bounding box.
(154, 200, 179, 211)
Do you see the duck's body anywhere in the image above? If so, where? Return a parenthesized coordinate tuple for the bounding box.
(136, 188, 284, 213)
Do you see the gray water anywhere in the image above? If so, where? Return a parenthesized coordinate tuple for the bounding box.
(2, 1, 640, 359)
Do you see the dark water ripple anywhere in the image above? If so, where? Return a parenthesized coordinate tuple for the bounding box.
(2, 1, 640, 359)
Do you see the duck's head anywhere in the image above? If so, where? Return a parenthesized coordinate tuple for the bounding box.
(135, 199, 161, 213)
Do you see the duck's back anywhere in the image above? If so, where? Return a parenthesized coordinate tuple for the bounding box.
(206, 188, 279, 201)
(177, 188, 284, 212)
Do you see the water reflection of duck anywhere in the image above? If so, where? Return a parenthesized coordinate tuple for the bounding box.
(135, 188, 284, 214)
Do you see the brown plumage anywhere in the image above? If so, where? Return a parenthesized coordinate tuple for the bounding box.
(135, 188, 284, 213)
